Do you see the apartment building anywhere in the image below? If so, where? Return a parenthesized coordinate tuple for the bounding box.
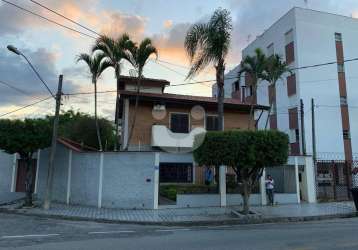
(218, 7, 358, 162)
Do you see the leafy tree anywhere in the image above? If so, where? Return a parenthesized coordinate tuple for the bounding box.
(125, 38, 158, 150)
(0, 119, 51, 206)
(92, 34, 135, 150)
(263, 54, 292, 129)
(238, 48, 267, 129)
(53, 110, 116, 151)
(185, 8, 232, 131)
(76, 52, 112, 151)
(194, 130, 289, 214)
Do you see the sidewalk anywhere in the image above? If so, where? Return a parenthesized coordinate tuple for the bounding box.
(0, 201, 356, 225)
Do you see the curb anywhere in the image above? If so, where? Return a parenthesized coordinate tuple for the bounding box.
(0, 207, 357, 226)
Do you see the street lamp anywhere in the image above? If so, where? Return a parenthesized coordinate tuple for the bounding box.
(7, 45, 55, 98)
(7, 45, 62, 210)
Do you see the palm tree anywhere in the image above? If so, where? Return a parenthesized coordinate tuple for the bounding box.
(76, 52, 111, 151)
(125, 38, 158, 150)
(92, 34, 135, 151)
(185, 8, 232, 131)
(263, 54, 292, 129)
(238, 48, 267, 129)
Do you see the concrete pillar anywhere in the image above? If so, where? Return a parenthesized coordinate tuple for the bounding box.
(66, 150, 72, 205)
(260, 168, 267, 205)
(153, 153, 160, 209)
(219, 165, 227, 207)
(10, 153, 18, 192)
(304, 156, 317, 203)
(34, 150, 41, 194)
(294, 157, 301, 204)
(98, 153, 104, 208)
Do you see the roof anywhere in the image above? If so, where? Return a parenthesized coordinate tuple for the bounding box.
(119, 76, 170, 86)
(119, 90, 269, 111)
(57, 138, 98, 152)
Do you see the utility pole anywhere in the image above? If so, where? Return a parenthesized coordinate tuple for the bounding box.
(311, 98, 317, 164)
(300, 99, 306, 155)
(44, 75, 63, 210)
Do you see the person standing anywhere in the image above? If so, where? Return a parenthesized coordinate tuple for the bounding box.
(265, 175, 275, 206)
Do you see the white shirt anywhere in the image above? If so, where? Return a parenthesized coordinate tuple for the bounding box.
(265, 179, 274, 189)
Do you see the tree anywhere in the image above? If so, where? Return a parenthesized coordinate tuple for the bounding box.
(263, 54, 292, 129)
(185, 8, 232, 131)
(194, 130, 289, 214)
(50, 110, 116, 151)
(76, 52, 112, 151)
(0, 119, 51, 206)
(125, 38, 158, 150)
(92, 34, 135, 150)
(238, 48, 267, 129)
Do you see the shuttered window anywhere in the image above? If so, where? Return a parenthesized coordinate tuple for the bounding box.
(206, 115, 219, 131)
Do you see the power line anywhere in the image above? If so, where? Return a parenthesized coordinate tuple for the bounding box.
(1, 0, 96, 39)
(29, 0, 101, 36)
(0, 80, 32, 96)
(0, 96, 52, 118)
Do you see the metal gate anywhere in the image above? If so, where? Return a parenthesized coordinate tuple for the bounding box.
(316, 160, 352, 202)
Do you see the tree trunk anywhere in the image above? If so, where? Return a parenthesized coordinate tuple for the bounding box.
(216, 61, 225, 132)
(264, 81, 275, 130)
(125, 69, 142, 151)
(94, 79, 103, 151)
(114, 76, 120, 151)
(242, 179, 250, 215)
(247, 82, 258, 130)
(24, 153, 34, 207)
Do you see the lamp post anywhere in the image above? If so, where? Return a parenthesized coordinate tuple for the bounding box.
(7, 45, 62, 210)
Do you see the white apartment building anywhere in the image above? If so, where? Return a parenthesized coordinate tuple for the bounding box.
(215, 7, 358, 162)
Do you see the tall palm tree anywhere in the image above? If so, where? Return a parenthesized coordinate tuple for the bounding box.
(263, 54, 292, 129)
(92, 34, 135, 151)
(76, 52, 111, 151)
(125, 38, 158, 150)
(238, 48, 267, 129)
(185, 8, 232, 131)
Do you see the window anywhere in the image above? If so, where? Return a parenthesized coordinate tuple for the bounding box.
(206, 115, 219, 131)
(289, 129, 299, 143)
(267, 43, 274, 56)
(246, 85, 253, 96)
(295, 129, 300, 142)
(335, 33, 342, 42)
(232, 81, 240, 92)
(159, 163, 193, 183)
(170, 113, 189, 133)
(285, 29, 295, 64)
(287, 74, 296, 96)
(337, 63, 345, 73)
(343, 130, 351, 140)
(285, 29, 294, 44)
(340, 96, 348, 106)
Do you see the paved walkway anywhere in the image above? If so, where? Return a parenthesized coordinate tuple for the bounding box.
(0, 201, 356, 224)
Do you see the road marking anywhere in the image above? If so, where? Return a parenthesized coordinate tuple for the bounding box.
(1, 234, 60, 239)
(155, 228, 190, 232)
(88, 230, 135, 234)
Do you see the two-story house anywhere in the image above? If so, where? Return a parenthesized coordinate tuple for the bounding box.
(117, 76, 269, 184)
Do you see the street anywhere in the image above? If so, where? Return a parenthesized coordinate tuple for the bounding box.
(0, 214, 357, 250)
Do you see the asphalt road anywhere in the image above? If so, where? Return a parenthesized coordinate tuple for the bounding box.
(0, 213, 357, 250)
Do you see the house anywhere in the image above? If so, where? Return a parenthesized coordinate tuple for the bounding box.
(117, 76, 268, 185)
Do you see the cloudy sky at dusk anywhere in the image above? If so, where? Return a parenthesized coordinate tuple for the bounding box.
(1, 0, 358, 120)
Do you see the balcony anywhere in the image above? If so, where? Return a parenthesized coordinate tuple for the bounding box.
(151, 125, 206, 149)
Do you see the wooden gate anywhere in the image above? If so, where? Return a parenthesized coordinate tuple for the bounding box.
(15, 159, 37, 193)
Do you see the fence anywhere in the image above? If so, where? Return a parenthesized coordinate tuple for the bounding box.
(315, 160, 354, 202)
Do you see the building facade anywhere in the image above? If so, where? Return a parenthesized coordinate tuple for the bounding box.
(219, 8, 358, 162)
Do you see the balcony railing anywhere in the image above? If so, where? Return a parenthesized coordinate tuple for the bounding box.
(151, 125, 206, 149)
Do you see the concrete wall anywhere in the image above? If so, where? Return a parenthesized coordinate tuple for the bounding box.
(0, 151, 24, 203)
(36, 147, 156, 209)
(102, 152, 155, 209)
(176, 193, 298, 208)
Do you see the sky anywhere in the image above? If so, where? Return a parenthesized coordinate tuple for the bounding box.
(1, 0, 358, 120)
